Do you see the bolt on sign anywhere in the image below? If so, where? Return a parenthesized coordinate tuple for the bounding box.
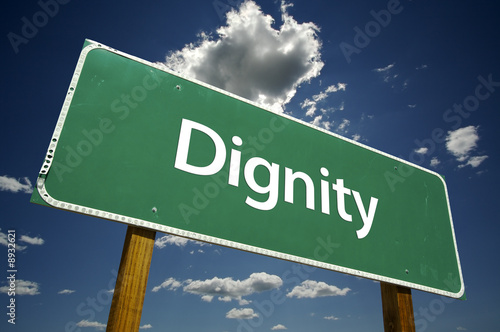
(31, 40, 464, 298)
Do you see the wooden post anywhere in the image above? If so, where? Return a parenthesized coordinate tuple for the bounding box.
(380, 282, 416, 332)
(106, 226, 156, 332)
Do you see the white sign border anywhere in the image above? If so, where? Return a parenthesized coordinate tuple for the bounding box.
(36, 39, 465, 299)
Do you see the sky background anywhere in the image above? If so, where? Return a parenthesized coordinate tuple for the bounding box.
(1, 0, 500, 331)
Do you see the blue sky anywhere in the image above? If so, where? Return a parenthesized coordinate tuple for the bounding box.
(1, 0, 500, 331)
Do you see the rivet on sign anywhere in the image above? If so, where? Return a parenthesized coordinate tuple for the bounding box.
(394, 166, 398, 170)
(405, 269, 409, 274)
(152, 207, 157, 213)
(176, 85, 181, 90)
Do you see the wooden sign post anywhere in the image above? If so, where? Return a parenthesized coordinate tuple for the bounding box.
(106, 226, 156, 332)
(380, 282, 416, 332)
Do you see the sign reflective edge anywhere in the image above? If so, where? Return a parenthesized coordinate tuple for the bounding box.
(31, 39, 465, 299)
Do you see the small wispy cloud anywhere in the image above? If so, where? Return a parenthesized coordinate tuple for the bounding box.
(301, 83, 346, 117)
(19, 235, 45, 245)
(324, 315, 340, 320)
(414, 147, 428, 155)
(271, 324, 287, 330)
(154, 234, 209, 249)
(140, 324, 153, 329)
(58, 289, 75, 295)
(76, 320, 106, 331)
(373, 63, 395, 73)
(430, 157, 441, 167)
(286, 280, 350, 299)
(226, 308, 259, 319)
(0, 175, 33, 194)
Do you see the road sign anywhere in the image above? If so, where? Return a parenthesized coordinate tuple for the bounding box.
(31, 39, 464, 298)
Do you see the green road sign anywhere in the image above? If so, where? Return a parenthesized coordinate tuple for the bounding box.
(32, 40, 464, 298)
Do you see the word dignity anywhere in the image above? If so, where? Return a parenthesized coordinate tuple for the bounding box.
(174, 119, 379, 239)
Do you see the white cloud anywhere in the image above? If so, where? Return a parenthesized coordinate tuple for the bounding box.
(76, 320, 106, 330)
(301, 83, 346, 117)
(446, 126, 488, 168)
(154, 235, 208, 249)
(373, 63, 395, 73)
(58, 289, 75, 295)
(286, 280, 350, 299)
(414, 147, 428, 155)
(430, 157, 441, 167)
(271, 324, 287, 330)
(0, 280, 40, 296)
(337, 119, 350, 132)
(226, 308, 259, 319)
(310, 114, 332, 130)
(183, 272, 283, 303)
(140, 324, 153, 329)
(19, 235, 45, 245)
(151, 277, 183, 293)
(459, 155, 488, 168)
(446, 126, 479, 162)
(0, 175, 33, 194)
(352, 134, 361, 141)
(324, 315, 340, 320)
(164, 0, 323, 112)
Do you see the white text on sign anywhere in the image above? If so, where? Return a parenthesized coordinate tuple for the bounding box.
(174, 119, 379, 239)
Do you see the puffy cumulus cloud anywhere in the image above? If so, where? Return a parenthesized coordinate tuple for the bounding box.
(446, 126, 488, 168)
(226, 308, 258, 319)
(140, 324, 153, 329)
(152, 272, 283, 304)
(164, 0, 323, 112)
(0, 280, 40, 296)
(151, 277, 183, 293)
(286, 280, 350, 299)
(184, 272, 282, 303)
(0, 175, 33, 194)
